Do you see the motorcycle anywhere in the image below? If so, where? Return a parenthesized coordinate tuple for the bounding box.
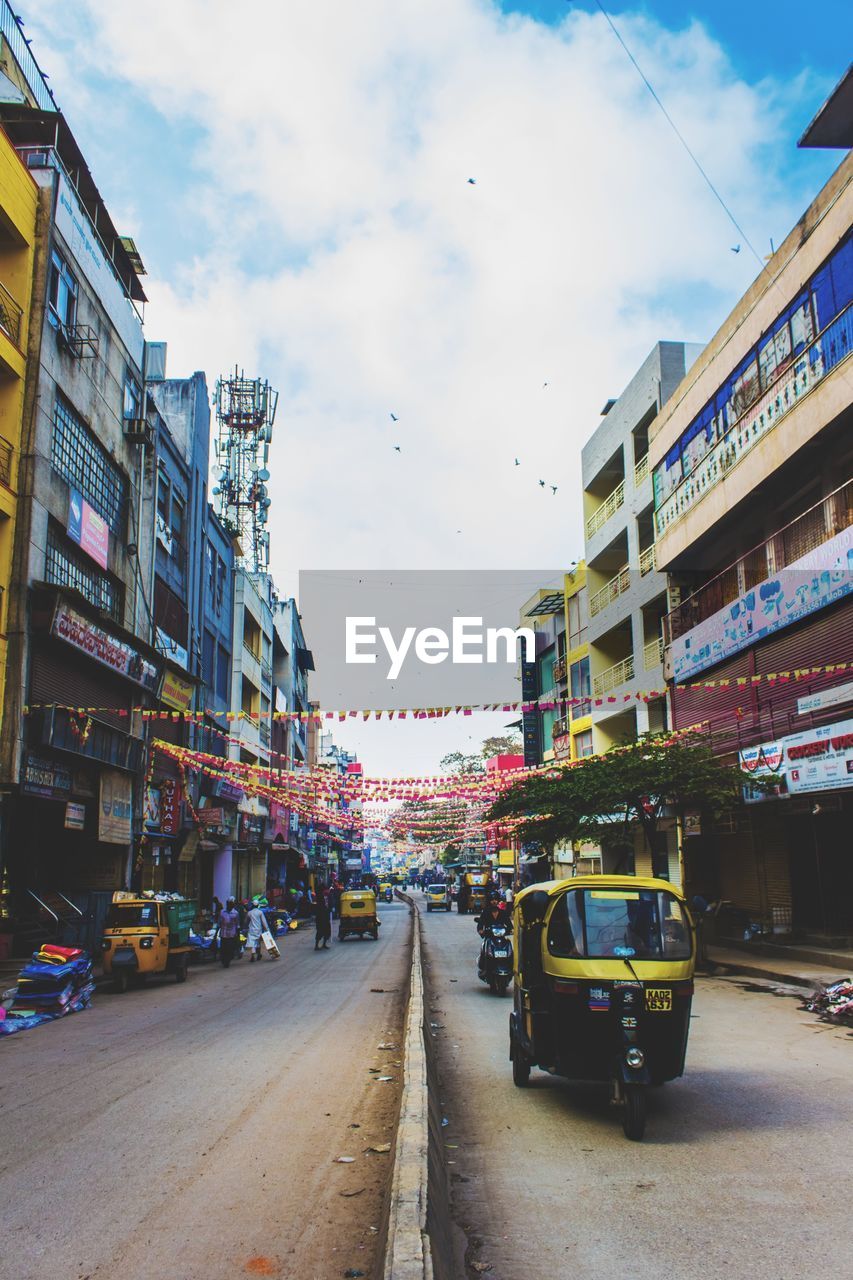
(477, 922, 513, 996)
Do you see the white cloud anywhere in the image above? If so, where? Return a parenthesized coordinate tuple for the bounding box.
(26, 0, 830, 772)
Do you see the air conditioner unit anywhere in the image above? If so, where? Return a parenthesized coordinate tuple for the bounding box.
(124, 417, 154, 446)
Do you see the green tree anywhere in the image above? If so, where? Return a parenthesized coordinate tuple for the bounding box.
(488, 732, 748, 858)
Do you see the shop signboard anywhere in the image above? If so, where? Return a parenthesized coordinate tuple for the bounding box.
(797, 680, 853, 716)
(68, 489, 109, 570)
(160, 667, 194, 711)
(200, 807, 225, 827)
(239, 813, 264, 844)
(784, 717, 853, 795)
(64, 801, 86, 830)
(497, 848, 515, 867)
(99, 769, 132, 844)
(52, 602, 160, 692)
(159, 778, 180, 834)
(144, 786, 161, 831)
(672, 527, 853, 682)
(213, 777, 244, 803)
(21, 752, 73, 800)
(156, 629, 190, 672)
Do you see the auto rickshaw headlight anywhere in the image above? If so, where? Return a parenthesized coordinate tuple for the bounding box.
(101, 939, 111, 951)
(625, 1047, 645, 1069)
(139, 936, 154, 949)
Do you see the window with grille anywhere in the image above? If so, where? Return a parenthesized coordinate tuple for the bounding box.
(48, 251, 78, 331)
(51, 397, 128, 536)
(45, 524, 123, 623)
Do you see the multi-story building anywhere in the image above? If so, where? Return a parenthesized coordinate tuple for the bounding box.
(581, 342, 703, 752)
(650, 134, 853, 936)
(519, 569, 591, 767)
(0, 32, 164, 940)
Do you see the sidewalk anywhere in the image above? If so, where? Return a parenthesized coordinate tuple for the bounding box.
(706, 944, 853, 990)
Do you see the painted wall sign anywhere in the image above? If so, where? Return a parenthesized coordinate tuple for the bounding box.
(68, 489, 109, 570)
(159, 777, 180, 835)
(52, 602, 160, 692)
(99, 769, 132, 844)
(672, 527, 853, 682)
(740, 716, 853, 799)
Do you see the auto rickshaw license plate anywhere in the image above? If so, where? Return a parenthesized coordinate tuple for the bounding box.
(645, 987, 672, 1012)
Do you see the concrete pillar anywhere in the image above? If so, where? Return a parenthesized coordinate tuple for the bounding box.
(213, 843, 234, 903)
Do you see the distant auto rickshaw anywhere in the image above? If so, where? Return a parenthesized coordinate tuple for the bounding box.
(378, 880, 394, 902)
(425, 883, 450, 912)
(509, 875, 695, 1141)
(339, 889, 380, 941)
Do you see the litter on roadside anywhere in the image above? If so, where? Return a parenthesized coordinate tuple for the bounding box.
(802, 978, 853, 1026)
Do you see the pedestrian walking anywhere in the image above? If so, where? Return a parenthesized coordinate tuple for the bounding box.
(314, 889, 332, 950)
(245, 901, 271, 962)
(217, 897, 240, 967)
(327, 880, 340, 920)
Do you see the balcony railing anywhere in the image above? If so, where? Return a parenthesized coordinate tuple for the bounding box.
(553, 715, 570, 738)
(589, 565, 630, 617)
(586, 480, 625, 540)
(639, 544, 656, 576)
(593, 654, 635, 697)
(0, 279, 23, 346)
(644, 635, 664, 670)
(655, 304, 853, 539)
(634, 453, 649, 486)
(665, 476, 853, 644)
(259, 720, 271, 747)
(552, 656, 567, 683)
(0, 434, 12, 488)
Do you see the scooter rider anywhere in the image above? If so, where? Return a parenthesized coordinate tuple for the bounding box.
(477, 893, 508, 937)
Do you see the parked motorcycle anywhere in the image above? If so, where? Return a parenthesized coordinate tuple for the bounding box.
(477, 923, 513, 996)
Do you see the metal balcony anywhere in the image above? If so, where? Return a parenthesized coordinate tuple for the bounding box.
(643, 635, 664, 670)
(655, 304, 853, 538)
(0, 434, 12, 488)
(593, 654, 635, 698)
(634, 453, 649, 486)
(639, 544, 656, 576)
(586, 480, 625, 540)
(664, 476, 853, 643)
(0, 279, 23, 345)
(552, 656, 567, 683)
(589, 565, 630, 617)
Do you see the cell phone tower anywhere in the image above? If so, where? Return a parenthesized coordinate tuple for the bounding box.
(211, 368, 278, 572)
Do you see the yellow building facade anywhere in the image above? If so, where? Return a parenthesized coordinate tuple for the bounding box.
(0, 129, 37, 730)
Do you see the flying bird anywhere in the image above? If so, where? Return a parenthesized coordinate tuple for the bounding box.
(551, 485, 558, 495)
(390, 412, 398, 421)
(467, 177, 477, 185)
(514, 458, 520, 466)
(539, 479, 545, 488)
(543, 382, 549, 388)
(731, 245, 741, 254)
(394, 445, 401, 452)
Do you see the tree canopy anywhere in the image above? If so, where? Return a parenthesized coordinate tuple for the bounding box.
(488, 732, 748, 853)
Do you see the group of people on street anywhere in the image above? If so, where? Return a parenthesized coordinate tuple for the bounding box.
(210, 897, 277, 966)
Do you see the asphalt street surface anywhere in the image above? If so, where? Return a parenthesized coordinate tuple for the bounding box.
(1, 899, 411, 1280)
(419, 893, 853, 1280)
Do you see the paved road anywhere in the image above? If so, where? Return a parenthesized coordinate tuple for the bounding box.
(0, 900, 411, 1280)
(419, 894, 853, 1280)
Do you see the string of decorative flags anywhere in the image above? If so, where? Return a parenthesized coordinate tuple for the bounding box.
(21, 659, 853, 727)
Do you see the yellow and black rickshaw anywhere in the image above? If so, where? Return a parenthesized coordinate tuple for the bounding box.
(510, 875, 695, 1140)
(339, 888, 381, 941)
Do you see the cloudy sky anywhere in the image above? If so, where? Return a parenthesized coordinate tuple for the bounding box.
(26, 0, 848, 773)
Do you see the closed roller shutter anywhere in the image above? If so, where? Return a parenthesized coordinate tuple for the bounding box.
(29, 642, 133, 731)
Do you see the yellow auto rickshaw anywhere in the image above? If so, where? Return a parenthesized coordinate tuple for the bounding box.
(378, 880, 394, 903)
(509, 875, 695, 1141)
(425, 883, 450, 912)
(339, 888, 380, 941)
(101, 892, 197, 993)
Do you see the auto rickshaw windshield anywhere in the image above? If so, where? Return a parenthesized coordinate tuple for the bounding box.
(105, 903, 159, 928)
(547, 888, 691, 961)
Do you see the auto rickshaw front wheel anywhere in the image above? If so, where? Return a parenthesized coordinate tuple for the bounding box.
(175, 958, 188, 983)
(622, 1084, 647, 1141)
(113, 970, 129, 995)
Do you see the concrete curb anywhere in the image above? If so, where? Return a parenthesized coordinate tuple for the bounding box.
(384, 899, 432, 1280)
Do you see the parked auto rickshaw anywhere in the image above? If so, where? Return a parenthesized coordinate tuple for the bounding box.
(339, 889, 380, 941)
(509, 875, 695, 1140)
(378, 880, 394, 902)
(101, 892, 198, 993)
(425, 883, 450, 912)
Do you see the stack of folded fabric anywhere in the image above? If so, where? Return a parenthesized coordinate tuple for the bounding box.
(0, 944, 95, 1036)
